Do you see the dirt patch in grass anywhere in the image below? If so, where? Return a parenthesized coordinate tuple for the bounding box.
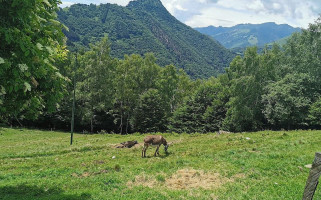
(127, 173, 158, 188)
(233, 173, 246, 179)
(168, 138, 183, 145)
(10, 157, 31, 161)
(71, 170, 109, 178)
(166, 169, 232, 190)
(127, 169, 239, 190)
(93, 160, 105, 165)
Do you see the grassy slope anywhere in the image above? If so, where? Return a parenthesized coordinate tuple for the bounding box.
(0, 128, 320, 199)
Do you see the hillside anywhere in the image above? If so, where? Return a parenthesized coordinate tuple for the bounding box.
(57, 0, 234, 79)
(195, 22, 301, 49)
(1, 127, 320, 199)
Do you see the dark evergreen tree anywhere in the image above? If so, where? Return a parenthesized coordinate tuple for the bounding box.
(131, 89, 166, 133)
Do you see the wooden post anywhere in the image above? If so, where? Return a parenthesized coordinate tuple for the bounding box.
(303, 152, 321, 200)
(70, 54, 77, 145)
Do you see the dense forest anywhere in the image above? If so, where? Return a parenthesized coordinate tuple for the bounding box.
(57, 0, 234, 79)
(1, 0, 321, 134)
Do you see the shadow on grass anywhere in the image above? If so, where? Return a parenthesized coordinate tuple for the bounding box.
(143, 152, 172, 159)
(1, 144, 109, 160)
(0, 184, 91, 200)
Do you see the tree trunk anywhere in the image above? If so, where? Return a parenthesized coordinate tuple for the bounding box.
(90, 115, 94, 133)
(126, 112, 130, 134)
(15, 115, 23, 127)
(120, 101, 123, 134)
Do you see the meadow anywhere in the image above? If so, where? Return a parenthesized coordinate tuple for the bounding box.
(0, 127, 320, 199)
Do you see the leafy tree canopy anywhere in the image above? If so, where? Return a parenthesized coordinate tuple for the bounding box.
(0, 0, 68, 123)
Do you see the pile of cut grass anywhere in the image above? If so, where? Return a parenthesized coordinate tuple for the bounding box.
(0, 127, 320, 199)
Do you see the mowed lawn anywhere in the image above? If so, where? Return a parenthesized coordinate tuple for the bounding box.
(0, 128, 320, 200)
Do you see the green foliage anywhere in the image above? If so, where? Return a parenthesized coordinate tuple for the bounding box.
(203, 75, 230, 131)
(169, 76, 229, 133)
(76, 36, 117, 132)
(15, 15, 321, 133)
(222, 17, 321, 131)
(0, 0, 68, 123)
(112, 54, 147, 134)
(110, 54, 195, 134)
(57, 1, 234, 79)
(262, 73, 312, 129)
(131, 89, 167, 133)
(308, 98, 321, 127)
(157, 65, 179, 114)
(223, 46, 279, 132)
(63, 36, 195, 133)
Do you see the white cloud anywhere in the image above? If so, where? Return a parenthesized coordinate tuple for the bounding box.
(216, 0, 247, 10)
(272, 3, 281, 10)
(60, 1, 75, 8)
(183, 0, 321, 28)
(175, 4, 188, 11)
(246, 0, 265, 13)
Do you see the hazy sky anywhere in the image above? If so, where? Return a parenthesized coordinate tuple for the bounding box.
(60, 0, 321, 28)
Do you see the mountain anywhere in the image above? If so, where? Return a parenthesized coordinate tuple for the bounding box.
(195, 22, 301, 49)
(57, 0, 234, 79)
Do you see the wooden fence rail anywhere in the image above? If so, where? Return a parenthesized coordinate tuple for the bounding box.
(303, 152, 321, 200)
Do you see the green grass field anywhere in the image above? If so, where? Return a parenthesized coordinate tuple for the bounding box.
(0, 127, 320, 200)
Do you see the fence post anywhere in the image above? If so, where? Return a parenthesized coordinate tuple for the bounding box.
(303, 152, 321, 200)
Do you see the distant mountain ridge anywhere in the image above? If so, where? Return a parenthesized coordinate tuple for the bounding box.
(195, 22, 301, 49)
(58, 0, 234, 79)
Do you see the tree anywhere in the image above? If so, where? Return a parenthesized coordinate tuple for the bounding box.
(262, 73, 312, 129)
(203, 75, 230, 132)
(76, 36, 117, 132)
(223, 45, 281, 132)
(157, 64, 179, 115)
(283, 18, 321, 97)
(131, 89, 166, 133)
(0, 0, 68, 124)
(113, 53, 163, 134)
(223, 48, 264, 132)
(308, 98, 321, 127)
(169, 76, 228, 133)
(113, 54, 144, 134)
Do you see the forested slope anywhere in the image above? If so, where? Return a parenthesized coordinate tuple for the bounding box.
(57, 0, 234, 79)
(195, 22, 301, 49)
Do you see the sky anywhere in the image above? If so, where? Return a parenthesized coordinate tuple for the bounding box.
(60, 0, 321, 28)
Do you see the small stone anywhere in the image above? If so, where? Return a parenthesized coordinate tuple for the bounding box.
(305, 164, 312, 169)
